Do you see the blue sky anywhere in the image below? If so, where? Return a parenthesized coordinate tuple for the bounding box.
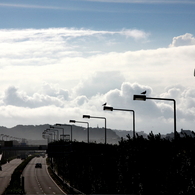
(1, 0, 194, 48)
(0, 0, 195, 137)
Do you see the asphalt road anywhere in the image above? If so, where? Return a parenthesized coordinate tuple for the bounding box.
(0, 158, 23, 195)
(23, 157, 66, 195)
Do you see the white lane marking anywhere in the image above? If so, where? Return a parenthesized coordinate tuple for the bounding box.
(34, 160, 45, 195)
(45, 162, 66, 194)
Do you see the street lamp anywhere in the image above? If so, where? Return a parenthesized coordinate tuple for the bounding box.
(1, 134, 8, 141)
(46, 127, 59, 141)
(55, 124, 73, 142)
(43, 130, 54, 142)
(69, 120, 90, 143)
(133, 94, 177, 140)
(103, 106, 136, 139)
(50, 126, 65, 140)
(83, 115, 107, 144)
(42, 131, 51, 143)
(0, 134, 4, 140)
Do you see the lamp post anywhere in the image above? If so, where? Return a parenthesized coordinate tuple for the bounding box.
(43, 130, 54, 142)
(49, 126, 60, 141)
(2, 135, 8, 141)
(51, 126, 65, 140)
(42, 131, 47, 139)
(42, 130, 51, 143)
(103, 106, 136, 139)
(83, 115, 107, 144)
(133, 94, 177, 140)
(55, 124, 73, 142)
(0, 134, 4, 140)
(69, 120, 90, 143)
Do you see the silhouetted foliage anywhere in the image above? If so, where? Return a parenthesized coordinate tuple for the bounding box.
(47, 133, 195, 194)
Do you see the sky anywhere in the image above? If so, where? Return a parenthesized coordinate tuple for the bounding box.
(0, 0, 195, 136)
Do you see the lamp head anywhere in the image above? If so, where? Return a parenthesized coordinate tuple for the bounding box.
(103, 106, 113, 111)
(133, 95, 146, 101)
(83, 115, 90, 119)
(55, 123, 62, 126)
(69, 120, 76, 123)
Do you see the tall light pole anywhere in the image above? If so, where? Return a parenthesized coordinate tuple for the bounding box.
(83, 115, 107, 144)
(43, 130, 54, 142)
(133, 94, 177, 140)
(0, 134, 4, 140)
(51, 126, 65, 140)
(55, 124, 73, 142)
(42, 131, 50, 143)
(45, 127, 60, 141)
(103, 106, 136, 139)
(43, 129, 54, 143)
(2, 134, 8, 141)
(69, 120, 90, 143)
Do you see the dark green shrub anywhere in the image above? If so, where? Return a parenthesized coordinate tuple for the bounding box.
(47, 135, 195, 194)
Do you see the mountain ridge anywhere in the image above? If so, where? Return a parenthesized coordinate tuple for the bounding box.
(0, 125, 192, 144)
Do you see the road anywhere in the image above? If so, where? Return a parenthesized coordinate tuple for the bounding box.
(0, 158, 23, 195)
(23, 157, 66, 195)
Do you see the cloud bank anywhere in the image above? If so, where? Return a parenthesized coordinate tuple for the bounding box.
(1, 81, 195, 135)
(0, 28, 194, 135)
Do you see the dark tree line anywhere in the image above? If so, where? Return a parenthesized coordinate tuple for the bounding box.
(47, 132, 195, 194)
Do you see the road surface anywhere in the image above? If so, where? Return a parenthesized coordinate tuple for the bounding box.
(23, 157, 66, 195)
(0, 158, 23, 194)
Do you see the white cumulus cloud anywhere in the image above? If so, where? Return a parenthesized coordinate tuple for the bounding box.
(169, 33, 195, 47)
(3, 86, 65, 108)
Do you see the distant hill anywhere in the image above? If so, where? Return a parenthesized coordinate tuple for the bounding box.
(0, 124, 50, 140)
(1, 125, 192, 145)
(0, 124, 121, 144)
